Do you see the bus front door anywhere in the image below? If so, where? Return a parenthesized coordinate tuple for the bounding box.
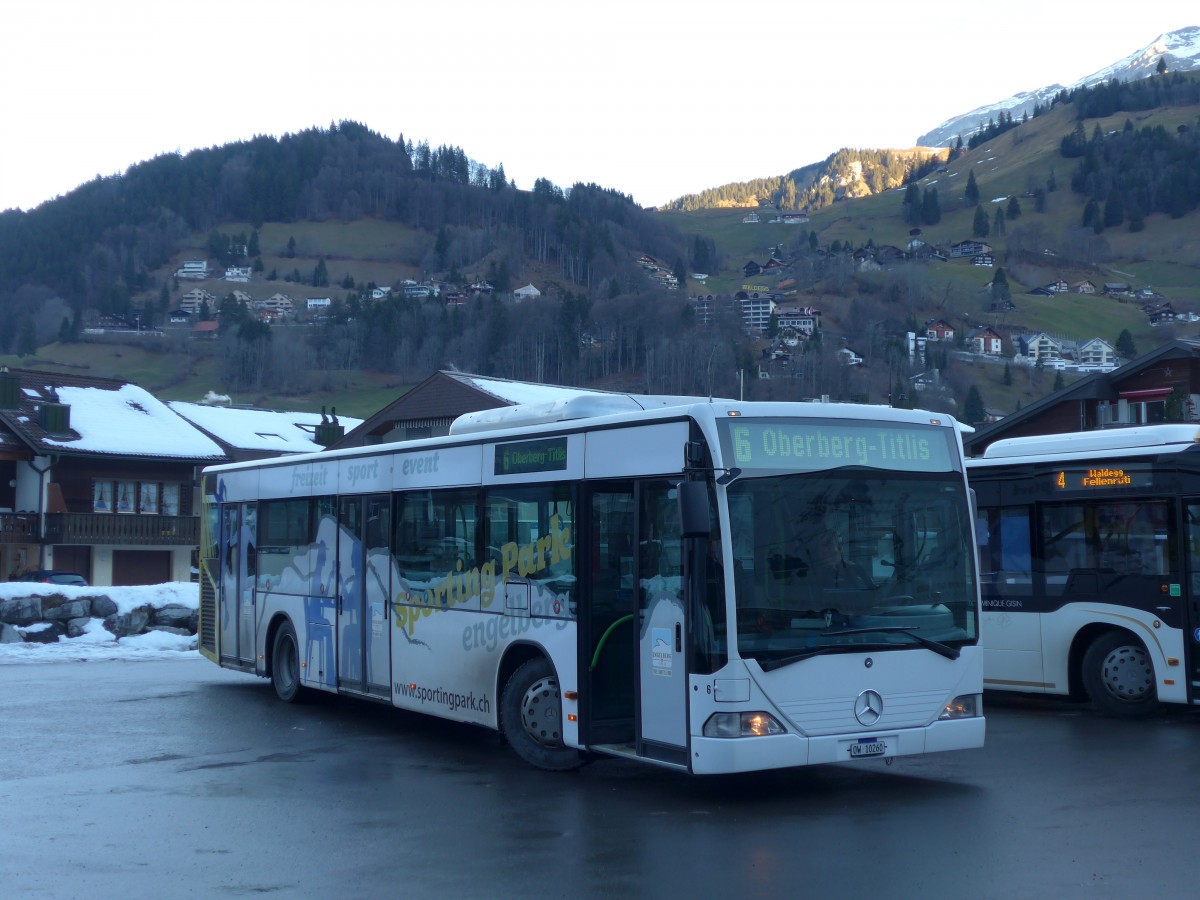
(583, 484, 637, 745)
(1184, 502, 1200, 697)
(337, 494, 391, 697)
(636, 482, 688, 765)
(582, 480, 688, 765)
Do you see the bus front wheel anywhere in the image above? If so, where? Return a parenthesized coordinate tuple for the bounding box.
(1081, 631, 1157, 717)
(500, 658, 583, 771)
(271, 621, 306, 704)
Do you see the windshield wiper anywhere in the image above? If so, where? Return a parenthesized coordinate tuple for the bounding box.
(757, 645, 847, 671)
(754, 627, 961, 672)
(822, 626, 960, 660)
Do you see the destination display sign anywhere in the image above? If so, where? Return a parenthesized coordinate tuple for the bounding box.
(1051, 465, 1153, 492)
(719, 419, 956, 473)
(494, 437, 568, 476)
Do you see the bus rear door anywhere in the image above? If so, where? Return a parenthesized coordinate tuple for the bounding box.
(336, 494, 391, 697)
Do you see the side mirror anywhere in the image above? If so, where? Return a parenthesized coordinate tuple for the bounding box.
(677, 481, 711, 538)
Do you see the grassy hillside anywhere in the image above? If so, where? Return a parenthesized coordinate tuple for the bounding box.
(0, 337, 407, 419)
(664, 98, 1200, 358)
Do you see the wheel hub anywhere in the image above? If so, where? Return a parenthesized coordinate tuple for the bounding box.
(1100, 645, 1153, 701)
(519, 675, 563, 748)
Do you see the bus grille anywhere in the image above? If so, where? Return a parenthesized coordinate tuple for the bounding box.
(198, 558, 217, 654)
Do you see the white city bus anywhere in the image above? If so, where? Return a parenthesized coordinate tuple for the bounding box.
(968, 424, 1200, 716)
(198, 396, 984, 773)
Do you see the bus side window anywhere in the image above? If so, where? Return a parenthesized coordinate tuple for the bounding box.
(979, 506, 1032, 598)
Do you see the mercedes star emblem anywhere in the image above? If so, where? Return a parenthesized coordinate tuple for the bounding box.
(855, 689, 883, 726)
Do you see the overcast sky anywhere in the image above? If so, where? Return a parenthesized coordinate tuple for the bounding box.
(1, 1, 1195, 213)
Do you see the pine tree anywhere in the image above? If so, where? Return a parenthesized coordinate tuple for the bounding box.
(991, 268, 1011, 302)
(1003, 363, 1013, 386)
(965, 170, 980, 206)
(902, 182, 920, 223)
(1006, 196, 1022, 220)
(973, 205, 990, 238)
(921, 187, 941, 225)
(963, 385, 986, 425)
(1115, 329, 1137, 359)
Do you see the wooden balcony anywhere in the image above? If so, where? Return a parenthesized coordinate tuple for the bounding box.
(0, 512, 37, 543)
(44, 513, 198, 546)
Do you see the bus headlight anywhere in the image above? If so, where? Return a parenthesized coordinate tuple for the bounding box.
(939, 694, 981, 719)
(703, 712, 786, 737)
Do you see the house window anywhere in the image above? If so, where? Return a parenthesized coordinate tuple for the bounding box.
(139, 483, 160, 515)
(92, 480, 184, 515)
(116, 481, 136, 514)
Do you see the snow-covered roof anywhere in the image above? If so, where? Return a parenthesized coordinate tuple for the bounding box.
(42, 384, 225, 459)
(455, 374, 622, 406)
(169, 402, 364, 454)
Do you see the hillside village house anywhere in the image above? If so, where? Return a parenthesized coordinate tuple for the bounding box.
(926, 320, 954, 342)
(1077, 337, 1117, 369)
(1017, 332, 1064, 366)
(964, 340, 1200, 456)
(951, 240, 991, 259)
(513, 284, 542, 300)
(175, 260, 210, 280)
(775, 306, 821, 337)
(970, 327, 1003, 355)
(179, 288, 216, 315)
(737, 293, 775, 334)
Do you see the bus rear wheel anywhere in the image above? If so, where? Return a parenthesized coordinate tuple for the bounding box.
(271, 621, 307, 704)
(1081, 631, 1157, 717)
(500, 658, 583, 771)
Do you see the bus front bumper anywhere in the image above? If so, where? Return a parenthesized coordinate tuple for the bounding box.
(688, 716, 986, 775)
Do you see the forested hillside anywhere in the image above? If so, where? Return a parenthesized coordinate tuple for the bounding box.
(0, 122, 687, 327)
(660, 149, 947, 213)
(0, 122, 761, 402)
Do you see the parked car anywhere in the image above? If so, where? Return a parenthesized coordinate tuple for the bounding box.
(12, 570, 88, 586)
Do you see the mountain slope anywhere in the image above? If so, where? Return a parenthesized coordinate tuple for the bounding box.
(917, 26, 1200, 148)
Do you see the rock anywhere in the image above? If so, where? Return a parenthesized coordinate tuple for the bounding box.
(0, 596, 43, 626)
(103, 607, 152, 637)
(89, 596, 119, 618)
(0, 622, 24, 643)
(152, 604, 195, 628)
(43, 599, 93, 621)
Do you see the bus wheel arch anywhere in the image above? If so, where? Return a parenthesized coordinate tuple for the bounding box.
(498, 650, 583, 771)
(1078, 628, 1158, 717)
(269, 616, 307, 704)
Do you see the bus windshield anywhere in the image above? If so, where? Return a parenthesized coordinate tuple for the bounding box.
(723, 468, 978, 667)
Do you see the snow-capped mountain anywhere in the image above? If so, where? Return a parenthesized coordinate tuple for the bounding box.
(916, 26, 1200, 148)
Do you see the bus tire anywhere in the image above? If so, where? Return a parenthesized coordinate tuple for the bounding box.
(1081, 631, 1157, 717)
(271, 621, 306, 704)
(500, 658, 582, 771)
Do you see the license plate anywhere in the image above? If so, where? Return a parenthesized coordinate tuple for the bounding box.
(849, 739, 888, 758)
